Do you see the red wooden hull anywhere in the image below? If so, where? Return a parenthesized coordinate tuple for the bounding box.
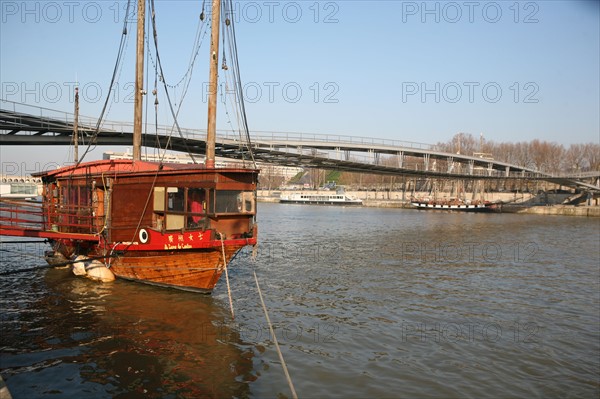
(105, 246, 244, 293)
(44, 225, 257, 292)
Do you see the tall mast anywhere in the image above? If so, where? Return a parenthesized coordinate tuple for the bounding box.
(133, 0, 146, 162)
(73, 86, 79, 162)
(205, 0, 221, 169)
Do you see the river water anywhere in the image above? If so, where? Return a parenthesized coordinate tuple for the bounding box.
(1, 203, 599, 398)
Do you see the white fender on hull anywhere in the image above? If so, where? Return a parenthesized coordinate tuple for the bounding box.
(85, 260, 115, 283)
(72, 255, 87, 276)
(71, 255, 115, 282)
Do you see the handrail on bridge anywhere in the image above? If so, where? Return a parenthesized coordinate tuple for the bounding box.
(1, 99, 598, 190)
(1, 99, 433, 150)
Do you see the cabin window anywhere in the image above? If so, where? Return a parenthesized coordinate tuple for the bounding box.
(187, 188, 207, 229)
(153, 187, 208, 231)
(214, 190, 255, 214)
(167, 187, 185, 211)
(242, 191, 255, 213)
(215, 191, 239, 213)
(152, 187, 254, 231)
(163, 187, 185, 230)
(153, 187, 165, 211)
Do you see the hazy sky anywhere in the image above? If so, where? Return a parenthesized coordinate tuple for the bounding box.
(1, 0, 599, 173)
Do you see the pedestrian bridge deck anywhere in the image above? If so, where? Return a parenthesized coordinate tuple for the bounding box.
(1, 100, 598, 191)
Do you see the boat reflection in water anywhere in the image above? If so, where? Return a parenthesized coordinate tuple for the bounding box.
(0, 266, 257, 398)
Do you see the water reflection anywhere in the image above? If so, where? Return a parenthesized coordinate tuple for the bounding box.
(1, 267, 255, 398)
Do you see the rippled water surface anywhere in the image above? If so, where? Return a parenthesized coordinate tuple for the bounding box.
(1, 203, 599, 398)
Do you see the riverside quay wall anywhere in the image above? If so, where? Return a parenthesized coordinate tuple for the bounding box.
(258, 190, 600, 217)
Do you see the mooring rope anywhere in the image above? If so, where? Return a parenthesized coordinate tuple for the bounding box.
(0, 240, 48, 244)
(0, 251, 117, 276)
(253, 269, 298, 399)
(0, 262, 61, 276)
(219, 234, 235, 319)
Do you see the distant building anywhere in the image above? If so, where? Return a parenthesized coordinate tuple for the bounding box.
(0, 175, 42, 198)
(103, 151, 302, 183)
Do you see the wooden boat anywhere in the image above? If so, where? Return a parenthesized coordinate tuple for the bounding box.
(0, 0, 258, 292)
(410, 197, 499, 212)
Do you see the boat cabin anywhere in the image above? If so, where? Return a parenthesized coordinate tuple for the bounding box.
(36, 159, 258, 244)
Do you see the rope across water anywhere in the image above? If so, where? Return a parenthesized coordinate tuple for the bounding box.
(253, 269, 298, 399)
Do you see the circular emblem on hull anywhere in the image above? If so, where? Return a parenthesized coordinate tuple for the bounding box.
(139, 229, 149, 244)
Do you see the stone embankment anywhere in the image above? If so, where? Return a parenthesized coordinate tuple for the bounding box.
(501, 205, 600, 217)
(258, 190, 599, 217)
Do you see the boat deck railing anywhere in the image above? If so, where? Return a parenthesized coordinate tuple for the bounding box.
(0, 198, 102, 235)
(0, 199, 44, 231)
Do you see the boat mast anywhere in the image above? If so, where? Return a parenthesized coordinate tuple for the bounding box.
(73, 86, 79, 162)
(205, 0, 221, 169)
(133, 0, 146, 162)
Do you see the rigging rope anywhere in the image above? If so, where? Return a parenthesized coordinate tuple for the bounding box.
(76, 0, 133, 166)
(148, 0, 206, 163)
(222, 0, 256, 168)
(165, 15, 210, 151)
(70, 0, 255, 168)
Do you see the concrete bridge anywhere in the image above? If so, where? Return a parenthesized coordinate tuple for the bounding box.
(1, 100, 598, 191)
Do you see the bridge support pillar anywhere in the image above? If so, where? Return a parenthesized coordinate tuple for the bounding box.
(447, 156, 454, 173)
(368, 149, 376, 165)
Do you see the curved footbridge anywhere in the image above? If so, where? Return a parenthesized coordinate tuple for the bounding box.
(1, 100, 598, 191)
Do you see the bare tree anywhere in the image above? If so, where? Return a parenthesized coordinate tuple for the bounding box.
(546, 143, 565, 174)
(583, 143, 600, 171)
(564, 144, 586, 173)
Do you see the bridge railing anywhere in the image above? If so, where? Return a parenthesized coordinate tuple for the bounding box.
(2, 100, 432, 150)
(3, 100, 598, 185)
(0, 99, 100, 131)
(86, 121, 435, 151)
(87, 123, 552, 179)
(552, 171, 600, 179)
(240, 131, 434, 150)
(249, 143, 560, 180)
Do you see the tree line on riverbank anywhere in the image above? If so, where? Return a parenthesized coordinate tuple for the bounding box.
(257, 134, 599, 191)
(435, 133, 599, 174)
